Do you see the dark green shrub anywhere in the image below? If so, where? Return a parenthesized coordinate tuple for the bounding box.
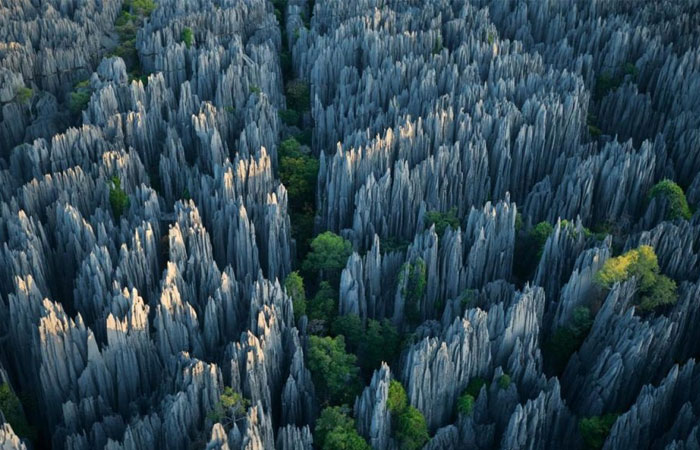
(279, 138, 319, 210)
(315, 406, 370, 450)
(386, 381, 430, 450)
(16, 87, 32, 104)
(307, 281, 337, 325)
(286, 79, 310, 111)
(380, 236, 410, 254)
(579, 414, 618, 450)
(648, 179, 692, 220)
(360, 319, 400, 371)
(331, 315, 400, 373)
(498, 374, 511, 389)
(546, 306, 593, 374)
(278, 109, 300, 126)
(464, 377, 487, 398)
(401, 259, 427, 325)
(331, 314, 364, 352)
(394, 405, 429, 450)
(307, 335, 360, 405)
(284, 271, 306, 321)
(457, 393, 475, 415)
(0, 383, 36, 441)
(513, 220, 554, 281)
(129, 0, 156, 16)
(181, 27, 193, 48)
(109, 176, 130, 218)
(424, 207, 460, 237)
(69, 89, 92, 114)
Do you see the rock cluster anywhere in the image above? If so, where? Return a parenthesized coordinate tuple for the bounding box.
(0, 0, 699, 448)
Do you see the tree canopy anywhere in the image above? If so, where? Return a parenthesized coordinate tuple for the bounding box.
(307, 335, 360, 405)
(424, 207, 460, 237)
(579, 414, 618, 450)
(302, 232, 352, 280)
(648, 179, 692, 220)
(386, 380, 429, 450)
(595, 245, 677, 312)
(314, 406, 370, 450)
(284, 271, 306, 321)
(207, 387, 249, 430)
(109, 176, 130, 219)
(0, 383, 36, 441)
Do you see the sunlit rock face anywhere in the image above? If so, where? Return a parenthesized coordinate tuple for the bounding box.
(0, 0, 699, 449)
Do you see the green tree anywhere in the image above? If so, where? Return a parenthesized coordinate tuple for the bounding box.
(331, 316, 400, 372)
(579, 414, 618, 450)
(307, 335, 360, 405)
(387, 380, 408, 413)
(207, 387, 250, 429)
(181, 27, 193, 48)
(302, 232, 352, 281)
(69, 89, 92, 114)
(129, 0, 156, 16)
(385, 380, 430, 450)
(314, 406, 370, 450)
(648, 179, 692, 220)
(331, 314, 364, 352)
(401, 259, 427, 325)
(457, 392, 475, 415)
(513, 221, 554, 281)
(109, 176, 130, 218)
(279, 137, 319, 209)
(286, 79, 310, 111)
(457, 377, 488, 416)
(424, 207, 460, 237)
(360, 319, 400, 371)
(308, 281, 337, 328)
(464, 377, 487, 398)
(285, 271, 306, 321)
(279, 109, 300, 126)
(595, 245, 677, 313)
(16, 87, 32, 104)
(498, 374, 511, 389)
(0, 383, 36, 441)
(546, 306, 593, 374)
(394, 405, 429, 450)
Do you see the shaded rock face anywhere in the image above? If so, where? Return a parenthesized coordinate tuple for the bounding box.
(0, 0, 699, 449)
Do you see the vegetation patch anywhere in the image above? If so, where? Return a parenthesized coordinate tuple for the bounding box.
(109, 176, 130, 219)
(579, 414, 618, 450)
(286, 79, 310, 112)
(545, 306, 593, 374)
(424, 207, 460, 237)
(307, 335, 361, 405)
(513, 220, 554, 281)
(400, 259, 427, 325)
(314, 406, 370, 450)
(207, 387, 249, 428)
(648, 179, 692, 220)
(0, 383, 36, 442)
(331, 314, 400, 374)
(595, 245, 677, 313)
(284, 271, 306, 321)
(16, 87, 33, 104)
(181, 27, 193, 48)
(386, 381, 429, 450)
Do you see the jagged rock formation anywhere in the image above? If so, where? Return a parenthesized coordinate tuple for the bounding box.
(354, 364, 393, 450)
(1, 0, 699, 449)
